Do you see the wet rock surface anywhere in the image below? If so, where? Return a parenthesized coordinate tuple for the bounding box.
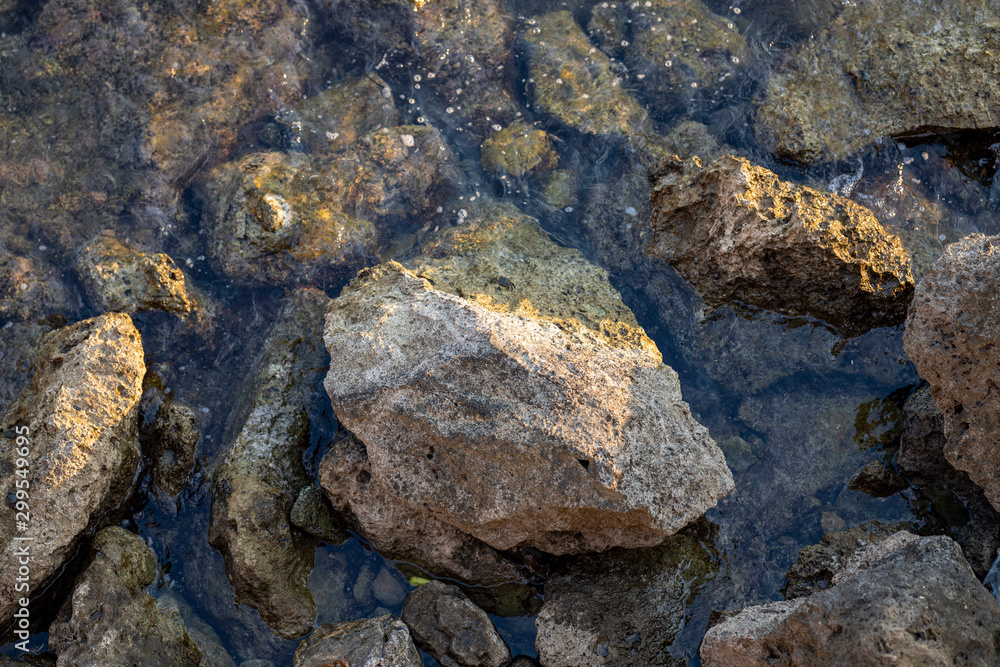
(755, 0, 1000, 163)
(323, 202, 733, 554)
(289, 486, 349, 546)
(904, 234, 1000, 511)
(140, 390, 201, 497)
(48, 527, 217, 667)
(649, 154, 915, 336)
(536, 528, 718, 667)
(209, 289, 330, 638)
(401, 580, 510, 667)
(292, 615, 422, 667)
(522, 11, 649, 137)
(701, 531, 1000, 666)
(0, 313, 144, 627)
(480, 121, 556, 177)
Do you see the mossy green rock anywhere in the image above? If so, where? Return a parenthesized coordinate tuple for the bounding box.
(755, 0, 1000, 163)
(287, 74, 400, 154)
(536, 528, 718, 666)
(48, 527, 211, 666)
(480, 121, 556, 177)
(522, 11, 649, 137)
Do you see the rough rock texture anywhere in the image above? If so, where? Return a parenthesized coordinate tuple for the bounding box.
(480, 121, 556, 177)
(289, 485, 349, 546)
(754, 0, 1000, 163)
(293, 615, 422, 667)
(209, 289, 331, 639)
(324, 203, 733, 554)
(319, 434, 524, 585)
(77, 231, 200, 317)
(401, 580, 511, 667)
(0, 313, 145, 628)
(48, 527, 218, 667)
(140, 389, 200, 497)
(897, 386, 957, 489)
(904, 234, 1000, 511)
(700, 532, 1000, 666)
(204, 125, 457, 286)
(536, 529, 718, 667)
(649, 154, 914, 336)
(522, 11, 649, 137)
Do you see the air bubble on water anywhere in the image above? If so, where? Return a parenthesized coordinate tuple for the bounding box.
(446, 107, 455, 114)
(665, 60, 672, 67)
(732, 56, 740, 64)
(457, 209, 468, 224)
(413, 74, 422, 82)
(185, 258, 194, 267)
(414, 84, 421, 89)
(625, 206, 637, 216)
(492, 124, 503, 131)
(201, 407, 210, 414)
(939, 234, 947, 241)
(38, 245, 46, 251)
(691, 82, 698, 88)
(408, 98, 416, 104)
(464, 54, 475, 63)
(732, 6, 741, 13)
(436, 206, 444, 213)
(564, 207, 573, 212)
(922, 152, 930, 160)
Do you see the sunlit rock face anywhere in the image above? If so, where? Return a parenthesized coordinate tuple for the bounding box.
(323, 200, 733, 557)
(648, 155, 914, 337)
(754, 0, 1000, 164)
(0, 313, 145, 628)
(904, 234, 1000, 513)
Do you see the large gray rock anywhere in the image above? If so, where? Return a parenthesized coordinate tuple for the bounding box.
(209, 288, 330, 638)
(700, 532, 1000, 666)
(535, 530, 718, 667)
(401, 580, 510, 667)
(323, 203, 733, 554)
(0, 313, 145, 628)
(48, 527, 225, 667)
(754, 0, 1000, 163)
(648, 155, 914, 336)
(293, 615, 422, 667)
(903, 234, 1000, 511)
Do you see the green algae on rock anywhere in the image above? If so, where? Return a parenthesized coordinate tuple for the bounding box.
(522, 11, 649, 137)
(480, 121, 557, 177)
(0, 313, 144, 630)
(535, 528, 718, 667)
(754, 0, 1000, 163)
(649, 155, 914, 337)
(209, 288, 331, 639)
(49, 527, 225, 667)
(205, 124, 457, 286)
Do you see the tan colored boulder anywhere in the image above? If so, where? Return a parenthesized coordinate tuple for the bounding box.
(649, 154, 914, 336)
(0, 313, 145, 627)
(323, 202, 733, 555)
(904, 234, 1000, 511)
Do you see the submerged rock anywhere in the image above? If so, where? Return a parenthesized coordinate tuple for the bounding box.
(754, 0, 1000, 163)
(903, 234, 1000, 512)
(401, 580, 510, 667)
(0, 313, 144, 628)
(648, 155, 914, 336)
(48, 527, 219, 667)
(293, 615, 422, 667)
(209, 289, 331, 639)
(289, 485, 349, 546)
(324, 201, 733, 554)
(319, 434, 524, 585)
(140, 390, 200, 497)
(204, 125, 456, 286)
(480, 121, 556, 177)
(846, 460, 908, 498)
(700, 532, 1000, 666)
(0, 248, 71, 323)
(535, 529, 718, 667)
(522, 11, 649, 137)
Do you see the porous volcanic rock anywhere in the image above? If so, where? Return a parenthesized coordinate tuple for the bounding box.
(324, 201, 732, 554)
(649, 154, 914, 336)
(754, 0, 1000, 163)
(401, 580, 510, 667)
(700, 532, 1000, 666)
(209, 289, 330, 638)
(293, 615, 422, 667)
(0, 313, 145, 628)
(48, 527, 219, 667)
(904, 234, 1000, 511)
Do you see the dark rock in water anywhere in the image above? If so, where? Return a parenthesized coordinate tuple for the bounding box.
(846, 461, 908, 498)
(401, 580, 511, 667)
(48, 527, 220, 666)
(0, 247, 71, 323)
(783, 522, 905, 600)
(535, 530, 718, 667)
(290, 485, 349, 546)
(521, 11, 649, 137)
(754, 0, 1000, 163)
(0, 313, 144, 629)
(319, 434, 525, 586)
(904, 234, 1000, 513)
(293, 615, 422, 667)
(701, 532, 1000, 666)
(140, 388, 200, 497)
(209, 288, 331, 639)
(649, 154, 914, 336)
(323, 200, 732, 554)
